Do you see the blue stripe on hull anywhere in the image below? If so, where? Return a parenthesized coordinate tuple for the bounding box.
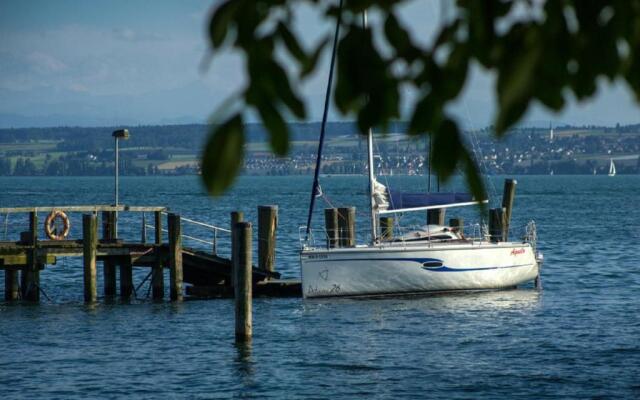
(303, 257, 533, 272)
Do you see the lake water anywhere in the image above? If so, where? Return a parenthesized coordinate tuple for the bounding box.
(0, 175, 639, 398)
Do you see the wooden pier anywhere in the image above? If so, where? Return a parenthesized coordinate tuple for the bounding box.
(0, 205, 301, 303)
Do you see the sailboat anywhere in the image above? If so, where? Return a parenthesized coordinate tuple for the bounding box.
(299, 9, 542, 298)
(608, 159, 616, 176)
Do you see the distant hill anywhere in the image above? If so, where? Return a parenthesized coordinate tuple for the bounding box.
(0, 121, 414, 152)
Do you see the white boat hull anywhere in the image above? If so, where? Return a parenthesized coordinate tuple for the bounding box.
(300, 242, 539, 298)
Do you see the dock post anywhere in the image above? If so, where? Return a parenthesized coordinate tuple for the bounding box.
(234, 222, 252, 342)
(449, 217, 464, 235)
(82, 214, 98, 303)
(152, 210, 164, 300)
(337, 207, 356, 247)
(4, 269, 19, 301)
(141, 213, 147, 244)
(120, 257, 133, 300)
(380, 217, 394, 240)
(324, 208, 339, 248)
(102, 211, 117, 297)
(258, 205, 277, 276)
(230, 211, 244, 287)
(502, 179, 517, 240)
(488, 208, 506, 242)
(427, 208, 446, 226)
(168, 213, 183, 301)
(22, 211, 40, 302)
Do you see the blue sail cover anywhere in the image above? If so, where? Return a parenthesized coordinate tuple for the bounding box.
(388, 191, 475, 211)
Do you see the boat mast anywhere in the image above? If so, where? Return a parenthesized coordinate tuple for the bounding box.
(363, 10, 378, 244)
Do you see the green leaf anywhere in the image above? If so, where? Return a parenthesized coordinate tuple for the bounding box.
(301, 37, 328, 78)
(208, 1, 240, 49)
(431, 118, 462, 179)
(384, 12, 418, 61)
(201, 115, 244, 196)
(495, 27, 541, 134)
(461, 150, 487, 214)
(278, 22, 308, 65)
(408, 94, 443, 134)
(258, 102, 289, 155)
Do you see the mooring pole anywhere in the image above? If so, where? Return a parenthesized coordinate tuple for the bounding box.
(120, 257, 133, 300)
(337, 207, 356, 247)
(258, 205, 277, 276)
(83, 214, 98, 303)
(168, 213, 183, 301)
(234, 222, 252, 342)
(535, 271, 543, 290)
(22, 211, 40, 302)
(4, 268, 19, 301)
(324, 208, 338, 248)
(102, 211, 117, 297)
(501, 179, 517, 241)
(152, 210, 164, 300)
(488, 208, 506, 243)
(230, 211, 244, 288)
(427, 208, 446, 226)
(141, 213, 147, 244)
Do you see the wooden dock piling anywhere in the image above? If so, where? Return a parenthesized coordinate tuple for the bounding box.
(102, 211, 117, 297)
(82, 214, 98, 303)
(22, 211, 39, 302)
(380, 217, 394, 240)
(168, 213, 183, 301)
(230, 211, 244, 287)
(324, 208, 339, 248)
(488, 208, 506, 242)
(501, 179, 517, 240)
(258, 205, 277, 275)
(152, 211, 164, 299)
(120, 257, 133, 300)
(427, 208, 446, 226)
(4, 269, 19, 301)
(234, 222, 252, 342)
(337, 207, 356, 247)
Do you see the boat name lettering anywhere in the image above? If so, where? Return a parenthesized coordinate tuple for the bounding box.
(307, 284, 341, 296)
(510, 248, 525, 256)
(308, 254, 328, 260)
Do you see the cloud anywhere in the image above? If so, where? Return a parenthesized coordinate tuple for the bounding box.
(68, 82, 89, 92)
(112, 28, 167, 42)
(26, 52, 67, 73)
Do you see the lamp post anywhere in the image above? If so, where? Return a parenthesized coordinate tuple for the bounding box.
(112, 129, 130, 235)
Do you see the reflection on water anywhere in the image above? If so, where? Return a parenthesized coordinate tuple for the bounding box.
(234, 341, 254, 376)
(304, 288, 541, 314)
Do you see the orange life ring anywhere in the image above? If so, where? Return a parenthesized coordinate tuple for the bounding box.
(44, 210, 70, 240)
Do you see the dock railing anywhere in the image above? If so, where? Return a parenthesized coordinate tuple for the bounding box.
(0, 205, 167, 242)
(143, 212, 231, 256)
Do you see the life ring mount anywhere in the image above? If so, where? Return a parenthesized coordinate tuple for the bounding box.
(44, 210, 70, 240)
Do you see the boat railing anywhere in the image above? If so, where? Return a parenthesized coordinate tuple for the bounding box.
(522, 220, 538, 249)
(300, 220, 537, 250)
(299, 223, 489, 250)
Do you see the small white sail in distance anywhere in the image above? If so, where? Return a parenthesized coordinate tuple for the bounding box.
(608, 159, 616, 176)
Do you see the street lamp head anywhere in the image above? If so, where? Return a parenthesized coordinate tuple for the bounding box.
(112, 129, 130, 140)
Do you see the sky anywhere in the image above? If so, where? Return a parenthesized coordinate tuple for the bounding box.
(0, 0, 639, 129)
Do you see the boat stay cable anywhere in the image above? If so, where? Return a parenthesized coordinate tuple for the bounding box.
(304, 0, 343, 241)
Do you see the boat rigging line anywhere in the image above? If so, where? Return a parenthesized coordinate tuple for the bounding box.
(305, 0, 343, 240)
